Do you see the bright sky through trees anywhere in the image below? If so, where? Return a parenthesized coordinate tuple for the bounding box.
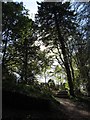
(13, 0, 44, 20)
(12, 0, 64, 83)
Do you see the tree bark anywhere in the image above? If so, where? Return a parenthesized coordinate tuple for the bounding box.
(70, 59, 75, 82)
(53, 11, 75, 97)
(2, 37, 8, 68)
(24, 38, 28, 83)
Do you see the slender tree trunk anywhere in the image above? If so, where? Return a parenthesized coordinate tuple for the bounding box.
(70, 59, 75, 82)
(44, 67, 47, 83)
(2, 37, 8, 68)
(24, 38, 28, 83)
(54, 11, 75, 97)
(45, 74, 46, 83)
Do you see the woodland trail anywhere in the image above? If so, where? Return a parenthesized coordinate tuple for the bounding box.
(55, 97, 90, 120)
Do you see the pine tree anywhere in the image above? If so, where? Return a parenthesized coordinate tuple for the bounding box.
(35, 2, 76, 96)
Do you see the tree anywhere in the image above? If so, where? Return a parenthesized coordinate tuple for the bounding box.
(2, 2, 28, 68)
(48, 79, 55, 90)
(35, 2, 77, 96)
(2, 2, 40, 84)
(36, 49, 54, 83)
(2, 2, 54, 85)
(71, 2, 90, 95)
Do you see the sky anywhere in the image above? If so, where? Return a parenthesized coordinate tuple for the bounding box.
(13, 0, 44, 20)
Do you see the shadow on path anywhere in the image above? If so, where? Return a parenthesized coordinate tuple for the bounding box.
(55, 97, 90, 120)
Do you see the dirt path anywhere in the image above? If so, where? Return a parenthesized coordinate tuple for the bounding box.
(55, 97, 90, 120)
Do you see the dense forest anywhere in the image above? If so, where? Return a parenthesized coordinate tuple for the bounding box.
(1, 1, 90, 120)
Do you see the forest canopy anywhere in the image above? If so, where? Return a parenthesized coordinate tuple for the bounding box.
(2, 1, 90, 97)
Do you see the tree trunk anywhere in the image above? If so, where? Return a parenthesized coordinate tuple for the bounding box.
(44, 67, 47, 83)
(24, 38, 28, 83)
(54, 11, 75, 97)
(2, 37, 8, 68)
(69, 59, 75, 82)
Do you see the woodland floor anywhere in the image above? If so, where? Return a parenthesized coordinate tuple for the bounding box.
(2, 91, 90, 120)
(55, 97, 90, 120)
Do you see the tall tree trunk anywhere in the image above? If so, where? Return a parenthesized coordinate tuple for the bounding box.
(44, 67, 47, 83)
(24, 38, 28, 83)
(45, 74, 47, 83)
(70, 59, 75, 82)
(2, 37, 8, 69)
(53, 11, 75, 97)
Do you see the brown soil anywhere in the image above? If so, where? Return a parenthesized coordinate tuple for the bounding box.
(55, 97, 90, 120)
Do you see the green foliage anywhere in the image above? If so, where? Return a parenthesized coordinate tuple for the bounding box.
(71, 3, 90, 96)
(48, 79, 55, 90)
(35, 2, 78, 96)
(2, 2, 50, 84)
(2, 71, 17, 90)
(2, 1, 90, 98)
